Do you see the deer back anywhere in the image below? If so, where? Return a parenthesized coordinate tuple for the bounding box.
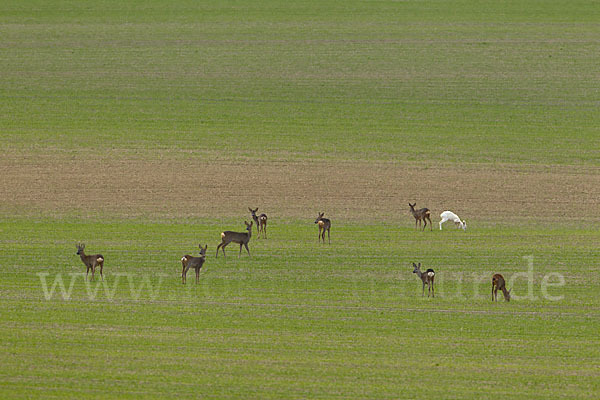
(315, 213, 331, 228)
(221, 222, 252, 244)
(409, 203, 429, 218)
(77, 244, 103, 267)
(492, 274, 505, 289)
(185, 245, 208, 269)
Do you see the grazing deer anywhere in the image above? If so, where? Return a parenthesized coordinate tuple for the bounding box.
(314, 212, 331, 244)
(216, 221, 253, 258)
(76, 243, 104, 281)
(249, 207, 268, 239)
(439, 210, 467, 231)
(412, 262, 435, 297)
(492, 274, 511, 302)
(409, 203, 432, 231)
(181, 244, 208, 284)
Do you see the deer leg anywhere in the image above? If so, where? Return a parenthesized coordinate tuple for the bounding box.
(239, 243, 243, 257)
(196, 268, 200, 284)
(185, 266, 192, 284)
(86, 266, 90, 281)
(218, 242, 228, 258)
(327, 228, 330, 244)
(244, 243, 250, 256)
(428, 216, 433, 231)
(422, 281, 425, 296)
(91, 265, 95, 281)
(221, 244, 228, 258)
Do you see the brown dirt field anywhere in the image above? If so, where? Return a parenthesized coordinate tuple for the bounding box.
(1, 151, 598, 223)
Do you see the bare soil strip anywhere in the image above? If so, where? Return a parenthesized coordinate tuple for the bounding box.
(1, 152, 598, 222)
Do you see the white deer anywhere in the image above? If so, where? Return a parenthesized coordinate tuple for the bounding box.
(439, 211, 466, 231)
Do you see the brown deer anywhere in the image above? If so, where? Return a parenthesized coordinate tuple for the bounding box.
(249, 207, 268, 239)
(409, 203, 432, 231)
(76, 243, 104, 281)
(492, 274, 511, 302)
(216, 221, 253, 258)
(314, 212, 331, 244)
(412, 262, 435, 297)
(181, 244, 208, 284)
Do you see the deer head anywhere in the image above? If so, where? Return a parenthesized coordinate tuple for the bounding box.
(412, 262, 421, 274)
(76, 243, 85, 255)
(245, 221, 253, 231)
(198, 244, 208, 257)
(315, 212, 325, 224)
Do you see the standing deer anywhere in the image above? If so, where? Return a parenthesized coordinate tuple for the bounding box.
(314, 212, 331, 244)
(412, 262, 435, 297)
(216, 221, 253, 258)
(249, 207, 268, 239)
(439, 210, 467, 231)
(76, 243, 104, 281)
(492, 274, 511, 302)
(181, 244, 208, 284)
(409, 203, 432, 231)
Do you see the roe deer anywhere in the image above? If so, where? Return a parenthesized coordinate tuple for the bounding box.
(314, 212, 331, 244)
(216, 221, 253, 258)
(409, 203, 432, 231)
(439, 210, 466, 231)
(412, 262, 435, 297)
(76, 243, 104, 281)
(492, 274, 511, 302)
(249, 207, 268, 239)
(181, 244, 208, 284)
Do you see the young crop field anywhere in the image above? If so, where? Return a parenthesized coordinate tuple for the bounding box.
(1, 1, 599, 398)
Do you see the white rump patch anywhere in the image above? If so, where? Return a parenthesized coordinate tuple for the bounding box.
(427, 272, 434, 277)
(181, 256, 187, 262)
(221, 232, 225, 239)
(97, 257, 104, 263)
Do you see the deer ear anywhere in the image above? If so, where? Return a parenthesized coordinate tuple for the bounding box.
(418, 263, 421, 267)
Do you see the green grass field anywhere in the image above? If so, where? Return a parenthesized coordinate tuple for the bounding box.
(1, 1, 599, 398)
